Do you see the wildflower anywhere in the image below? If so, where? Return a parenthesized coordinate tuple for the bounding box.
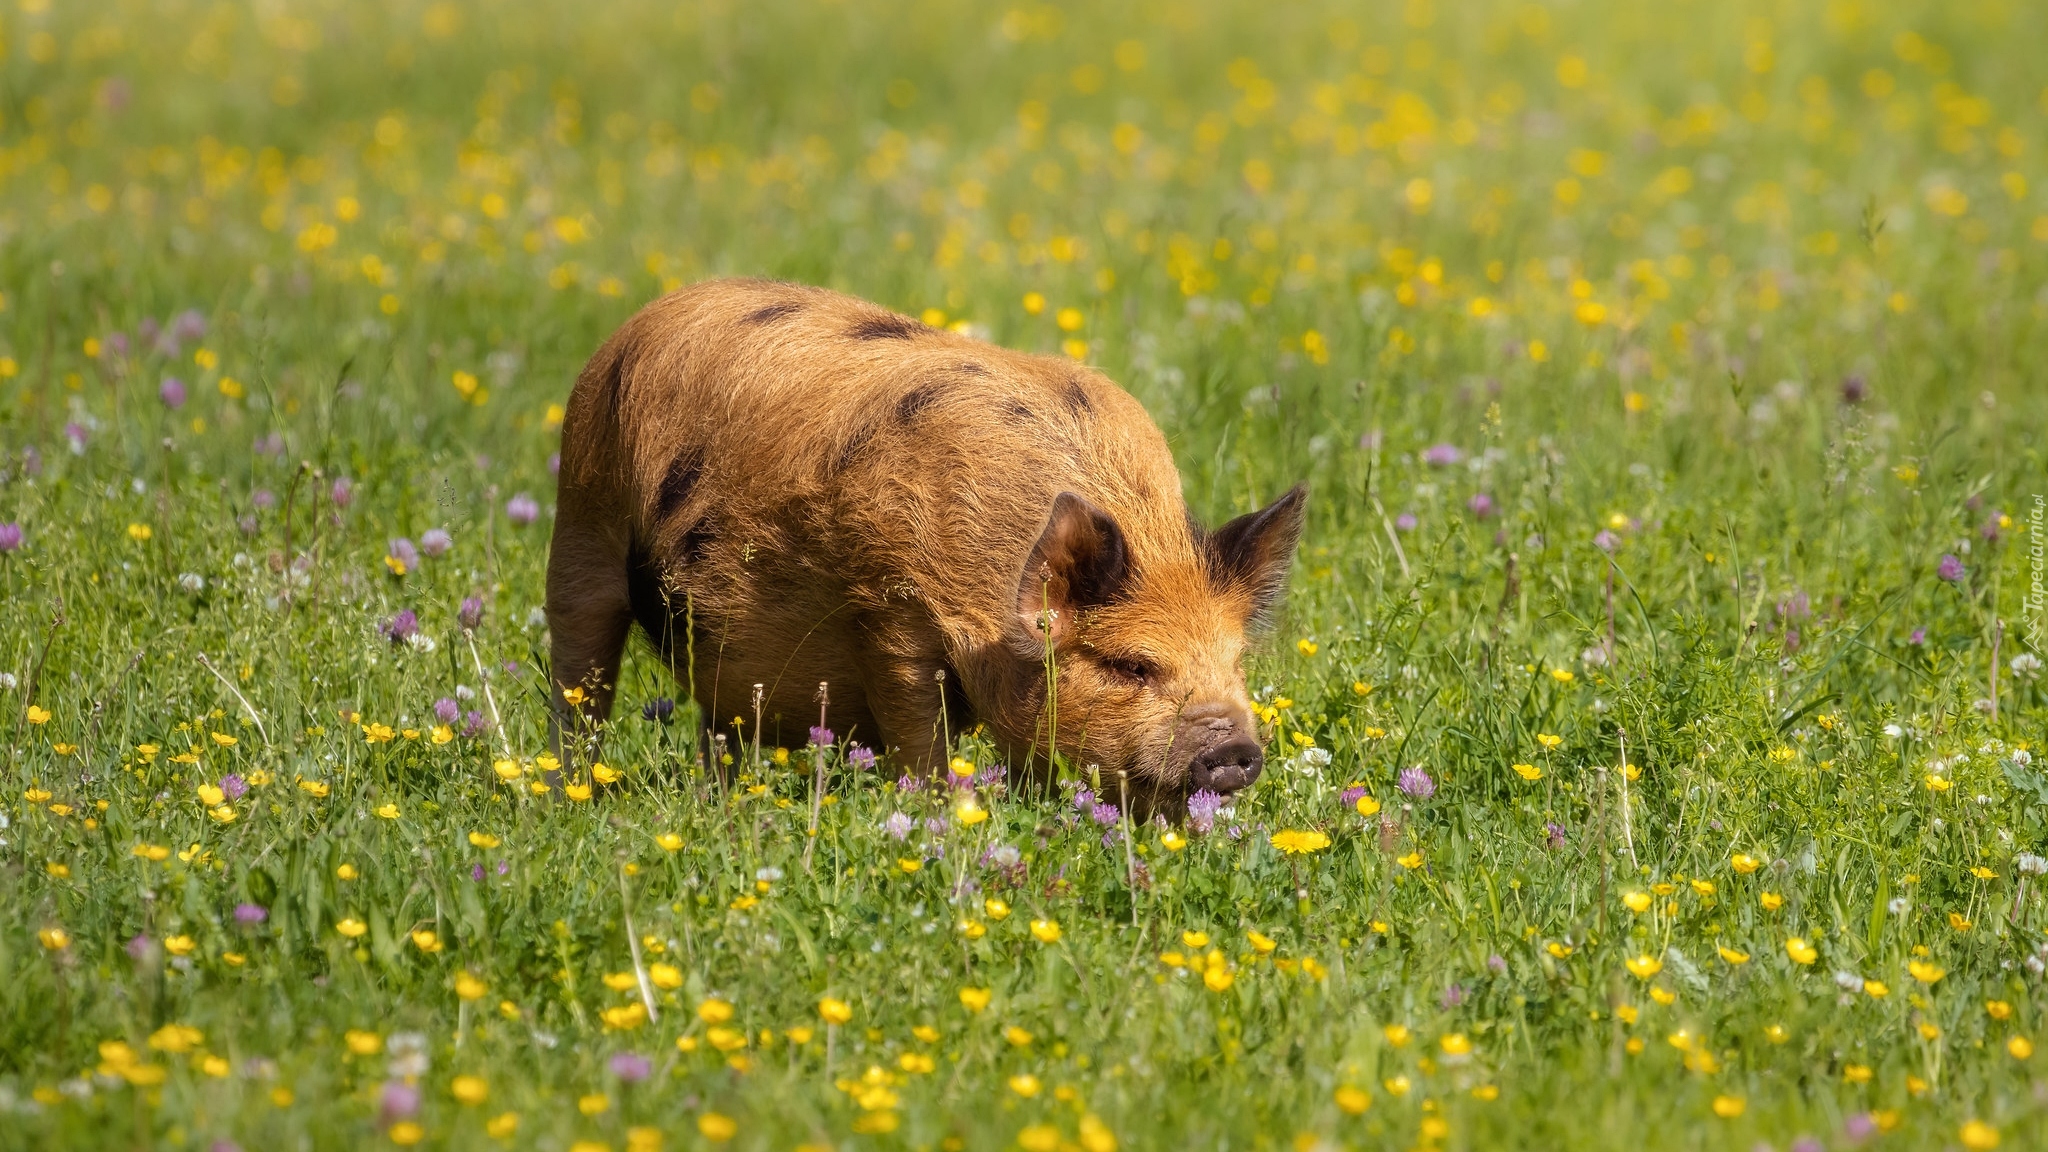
(1270, 829, 1330, 854)
(959, 987, 992, 1013)
(385, 538, 419, 575)
(1785, 938, 1818, 965)
(1396, 766, 1435, 799)
(1989, 1000, 2015, 1020)
(1382, 1023, 1411, 1047)
(1718, 946, 1750, 965)
(1512, 762, 1540, 781)
(2010, 1036, 2034, 1060)
(1440, 1033, 1472, 1056)
(1760, 892, 1785, 910)
(486, 1113, 520, 1139)
(337, 918, 368, 938)
(455, 972, 488, 1000)
(1535, 733, 1562, 750)
(818, 997, 853, 1024)
(1397, 851, 1424, 869)
(451, 1075, 488, 1105)
(1959, 1121, 2000, 1150)
(608, 1052, 653, 1082)
(0, 523, 21, 552)
(159, 377, 187, 408)
(420, 528, 452, 557)
(1622, 892, 1651, 913)
(1005, 1025, 1034, 1047)
(1009, 1073, 1043, 1097)
(26, 705, 51, 725)
(1333, 1086, 1371, 1115)
(233, 903, 267, 925)
(1908, 959, 1945, 983)
(1937, 554, 1965, 582)
(1864, 981, 1889, 998)
(1625, 955, 1663, 979)
(37, 927, 71, 951)
(1247, 930, 1277, 953)
(1355, 794, 1381, 817)
(1731, 853, 1761, 873)
(564, 783, 593, 801)
(1712, 1096, 1746, 1119)
(882, 811, 913, 839)
(1160, 830, 1186, 851)
(505, 493, 540, 525)
(1030, 918, 1062, 943)
(698, 1113, 737, 1142)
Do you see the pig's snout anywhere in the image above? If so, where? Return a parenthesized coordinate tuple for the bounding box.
(1188, 734, 1263, 795)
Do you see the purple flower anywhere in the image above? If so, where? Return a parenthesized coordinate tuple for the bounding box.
(21, 446, 40, 476)
(253, 432, 286, 457)
(210, 1141, 242, 1152)
(1339, 784, 1367, 808)
(233, 902, 267, 924)
(1073, 789, 1095, 812)
(849, 745, 876, 771)
(138, 317, 160, 345)
(458, 595, 485, 630)
(463, 710, 489, 737)
(1776, 590, 1810, 620)
(434, 697, 461, 725)
(159, 377, 188, 409)
(1186, 789, 1226, 835)
(505, 493, 540, 525)
(420, 528, 453, 557)
(1467, 493, 1495, 519)
(924, 816, 950, 836)
(65, 422, 89, 454)
(1790, 1138, 1823, 1152)
(330, 477, 354, 507)
(1937, 554, 1965, 582)
(378, 1080, 421, 1124)
(496, 859, 509, 876)
(383, 610, 419, 644)
(1422, 443, 1464, 467)
(547, 452, 561, 477)
(220, 774, 248, 801)
(883, 812, 913, 840)
(1486, 953, 1508, 974)
(1090, 802, 1121, 827)
(238, 515, 259, 535)
(1543, 821, 1568, 848)
(1593, 529, 1620, 552)
(102, 332, 131, 359)
(974, 763, 1008, 788)
(387, 538, 419, 572)
(894, 773, 923, 793)
(1439, 983, 1467, 1008)
(1843, 1113, 1877, 1142)
(252, 488, 278, 511)
(126, 933, 158, 961)
(642, 697, 674, 723)
(1908, 627, 1926, 645)
(608, 1052, 652, 1083)
(808, 725, 835, 747)
(1394, 512, 1418, 532)
(471, 863, 485, 881)
(1396, 766, 1435, 800)
(0, 523, 21, 553)
(171, 309, 208, 342)
(1840, 375, 1867, 404)
(1982, 513, 2005, 543)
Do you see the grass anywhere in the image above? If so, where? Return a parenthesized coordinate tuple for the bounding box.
(2, 0, 2047, 1148)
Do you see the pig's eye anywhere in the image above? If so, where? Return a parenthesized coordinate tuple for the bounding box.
(1101, 657, 1154, 686)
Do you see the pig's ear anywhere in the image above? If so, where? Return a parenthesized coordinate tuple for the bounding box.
(1016, 492, 1131, 645)
(1205, 484, 1307, 628)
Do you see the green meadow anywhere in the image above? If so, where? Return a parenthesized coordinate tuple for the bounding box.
(2, 0, 2046, 1148)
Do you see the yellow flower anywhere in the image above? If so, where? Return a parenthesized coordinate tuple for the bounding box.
(1295, 639, 1318, 656)
(564, 783, 593, 801)
(1333, 1085, 1372, 1115)
(363, 722, 395, 743)
(1004, 1025, 1035, 1047)
(1691, 879, 1717, 896)
(1383, 1075, 1411, 1096)
(493, 759, 523, 781)
(1440, 1033, 1472, 1056)
(2009, 1036, 2034, 1060)
(1909, 959, 1946, 984)
(1864, 980, 1889, 998)
(211, 732, 237, 747)
(38, 927, 71, 950)
(431, 725, 454, 745)
(984, 898, 1010, 920)
(1785, 938, 1818, 965)
(1535, 733, 1562, 749)
(1397, 852, 1423, 869)
(371, 802, 400, 820)
(336, 918, 367, 938)
(592, 762, 622, 784)
(578, 1093, 611, 1116)
(133, 843, 172, 862)
(1270, 829, 1330, 855)
(896, 857, 922, 873)
(1924, 774, 1952, 792)
(1181, 930, 1209, 948)
(1989, 1000, 2015, 1020)
(455, 972, 489, 1000)
(486, 1113, 520, 1139)
(959, 987, 992, 1013)
(1247, 930, 1277, 954)
(201, 1055, 231, 1077)
(1718, 946, 1750, 965)
(1008, 1073, 1043, 1098)
(1760, 892, 1785, 910)
(1382, 1023, 1411, 1047)
(1960, 1120, 2000, 1150)
(1972, 866, 1997, 879)
(1203, 966, 1234, 992)
(337, 863, 360, 880)
(389, 1122, 424, 1146)
(1512, 763, 1541, 781)
(649, 963, 682, 989)
(345, 1030, 381, 1055)
(298, 779, 330, 797)
(411, 929, 443, 953)
(25, 705, 52, 725)
(1843, 1063, 1872, 1083)
(600, 1003, 646, 1030)
(1626, 955, 1663, 979)
(561, 687, 587, 707)
(697, 997, 734, 1023)
(1711, 1095, 1746, 1118)
(1355, 794, 1381, 817)
(655, 832, 683, 851)
(818, 997, 853, 1024)
(1949, 911, 1973, 931)
(1622, 891, 1651, 913)
(698, 1113, 737, 1142)
(1030, 918, 1062, 943)
(1731, 853, 1761, 873)
(1160, 830, 1186, 851)
(197, 783, 225, 806)
(1352, 681, 1374, 696)
(1648, 986, 1676, 1006)
(1550, 668, 1575, 683)
(954, 798, 989, 825)
(451, 1074, 488, 1104)
(127, 522, 152, 541)
(468, 831, 501, 849)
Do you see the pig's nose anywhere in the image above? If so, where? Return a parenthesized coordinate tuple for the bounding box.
(1189, 735, 1264, 795)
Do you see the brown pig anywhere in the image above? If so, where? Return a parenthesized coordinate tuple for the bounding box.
(546, 279, 1305, 815)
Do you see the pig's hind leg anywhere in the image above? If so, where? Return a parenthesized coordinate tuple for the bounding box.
(544, 505, 634, 788)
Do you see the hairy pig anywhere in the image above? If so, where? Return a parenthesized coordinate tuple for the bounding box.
(546, 279, 1305, 815)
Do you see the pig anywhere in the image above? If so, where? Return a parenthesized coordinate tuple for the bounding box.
(546, 279, 1304, 816)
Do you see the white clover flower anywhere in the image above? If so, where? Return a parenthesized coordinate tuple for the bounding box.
(177, 572, 204, 593)
(2016, 854, 2048, 876)
(2012, 653, 2043, 679)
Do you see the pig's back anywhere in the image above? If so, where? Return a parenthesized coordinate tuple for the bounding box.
(564, 279, 1196, 642)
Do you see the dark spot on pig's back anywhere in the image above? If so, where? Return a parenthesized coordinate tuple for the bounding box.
(1063, 378, 1092, 417)
(849, 313, 923, 341)
(957, 361, 990, 377)
(743, 301, 804, 326)
(1004, 400, 1034, 424)
(833, 423, 878, 475)
(677, 521, 715, 565)
(895, 382, 943, 423)
(657, 449, 703, 517)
